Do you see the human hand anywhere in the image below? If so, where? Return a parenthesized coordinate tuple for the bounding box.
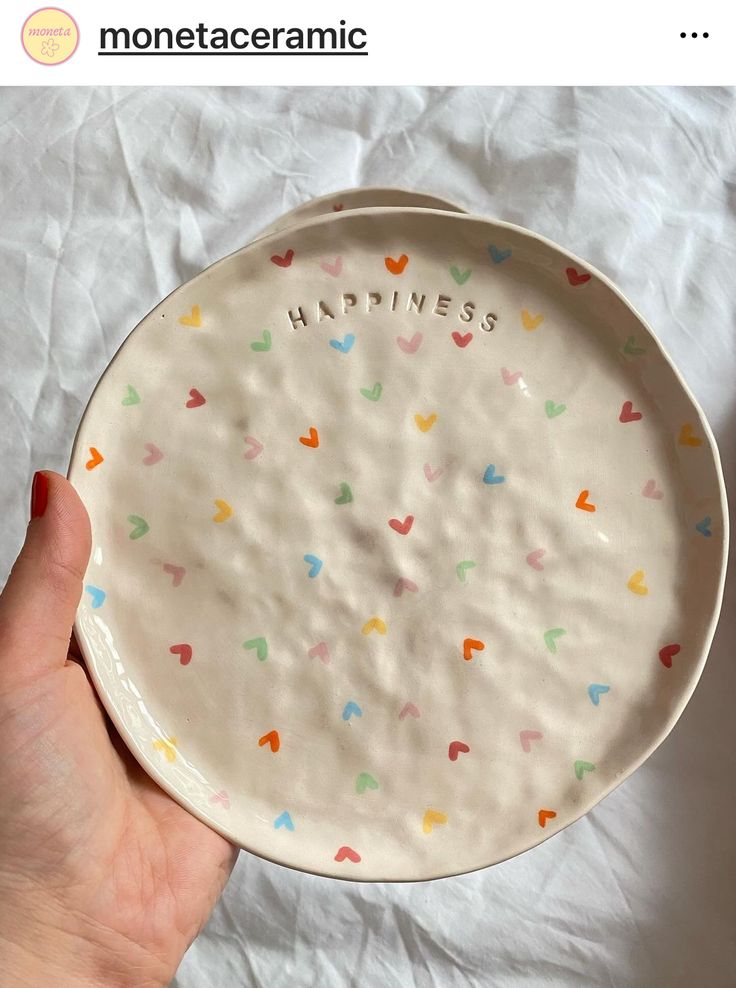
(0, 472, 238, 987)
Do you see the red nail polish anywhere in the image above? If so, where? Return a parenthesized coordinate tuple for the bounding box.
(30, 471, 49, 519)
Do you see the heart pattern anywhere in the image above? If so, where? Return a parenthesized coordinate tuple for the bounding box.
(179, 305, 201, 327)
(448, 741, 470, 761)
(385, 253, 409, 275)
(397, 332, 423, 354)
(86, 447, 104, 470)
(186, 388, 206, 408)
(271, 249, 294, 268)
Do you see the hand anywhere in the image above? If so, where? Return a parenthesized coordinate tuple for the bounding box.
(0, 472, 237, 987)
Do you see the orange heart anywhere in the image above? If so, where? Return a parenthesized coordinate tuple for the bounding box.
(299, 427, 319, 448)
(258, 730, 280, 752)
(85, 447, 104, 470)
(463, 638, 485, 661)
(575, 489, 596, 512)
(678, 423, 702, 447)
(538, 809, 557, 828)
(385, 253, 409, 275)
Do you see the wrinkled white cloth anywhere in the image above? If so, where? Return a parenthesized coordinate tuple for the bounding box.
(0, 86, 734, 988)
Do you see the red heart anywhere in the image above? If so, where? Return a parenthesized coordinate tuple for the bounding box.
(169, 643, 192, 666)
(448, 741, 470, 761)
(186, 388, 206, 408)
(333, 203, 344, 212)
(566, 266, 591, 286)
(619, 400, 643, 423)
(334, 845, 361, 863)
(388, 515, 414, 535)
(451, 331, 473, 348)
(659, 643, 681, 668)
(271, 249, 294, 268)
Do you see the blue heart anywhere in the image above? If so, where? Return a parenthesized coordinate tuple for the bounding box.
(483, 464, 506, 485)
(303, 554, 323, 578)
(85, 584, 106, 608)
(588, 683, 610, 706)
(329, 333, 355, 353)
(488, 245, 512, 264)
(695, 516, 712, 538)
(274, 811, 295, 831)
(342, 700, 363, 722)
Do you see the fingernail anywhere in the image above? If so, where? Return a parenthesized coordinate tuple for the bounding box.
(30, 471, 49, 519)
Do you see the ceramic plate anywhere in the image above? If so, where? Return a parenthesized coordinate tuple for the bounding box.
(69, 207, 728, 882)
(253, 187, 466, 239)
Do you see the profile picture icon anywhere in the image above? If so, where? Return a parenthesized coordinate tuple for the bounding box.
(21, 7, 79, 65)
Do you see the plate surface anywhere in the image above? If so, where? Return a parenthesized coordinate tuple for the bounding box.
(70, 207, 727, 882)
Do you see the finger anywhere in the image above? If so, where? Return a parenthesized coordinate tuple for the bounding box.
(0, 471, 91, 684)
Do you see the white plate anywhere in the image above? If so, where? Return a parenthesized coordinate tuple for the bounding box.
(69, 206, 728, 882)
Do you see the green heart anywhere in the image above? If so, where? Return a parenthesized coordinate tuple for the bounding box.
(356, 772, 379, 794)
(360, 382, 382, 402)
(456, 560, 476, 582)
(127, 515, 149, 540)
(450, 266, 471, 285)
(622, 335, 646, 357)
(243, 637, 268, 661)
(251, 330, 272, 352)
(335, 482, 353, 505)
(545, 400, 567, 419)
(574, 760, 596, 780)
(544, 628, 566, 654)
(122, 385, 140, 406)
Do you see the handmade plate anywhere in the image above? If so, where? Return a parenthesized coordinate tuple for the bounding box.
(69, 207, 728, 882)
(253, 187, 466, 239)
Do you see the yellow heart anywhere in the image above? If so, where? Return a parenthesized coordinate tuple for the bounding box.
(627, 570, 648, 596)
(153, 737, 178, 762)
(414, 413, 437, 433)
(423, 809, 448, 834)
(678, 423, 702, 447)
(179, 304, 202, 327)
(362, 617, 387, 635)
(521, 309, 544, 330)
(213, 499, 233, 523)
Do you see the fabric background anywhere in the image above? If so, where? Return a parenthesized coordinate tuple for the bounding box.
(0, 86, 734, 987)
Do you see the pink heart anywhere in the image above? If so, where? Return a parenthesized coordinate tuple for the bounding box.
(142, 442, 163, 465)
(244, 436, 263, 460)
(307, 641, 330, 664)
(210, 790, 230, 809)
(501, 367, 522, 385)
(163, 563, 186, 587)
(526, 548, 546, 571)
(642, 479, 663, 500)
(393, 578, 419, 597)
(423, 463, 444, 483)
(399, 701, 421, 720)
(519, 729, 543, 753)
(320, 257, 343, 277)
(396, 332, 423, 354)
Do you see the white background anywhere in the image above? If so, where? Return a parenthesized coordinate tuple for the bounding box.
(1, 0, 735, 84)
(0, 86, 735, 987)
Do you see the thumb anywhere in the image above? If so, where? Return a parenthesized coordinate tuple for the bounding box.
(0, 471, 91, 684)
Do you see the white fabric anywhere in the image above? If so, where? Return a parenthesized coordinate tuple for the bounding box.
(1, 86, 734, 987)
